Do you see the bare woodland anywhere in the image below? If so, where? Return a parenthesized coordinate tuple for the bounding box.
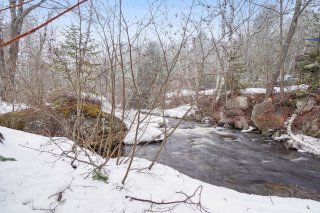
(0, 0, 319, 185)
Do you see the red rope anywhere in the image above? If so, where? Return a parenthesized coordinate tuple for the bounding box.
(0, 0, 35, 13)
(0, 0, 89, 49)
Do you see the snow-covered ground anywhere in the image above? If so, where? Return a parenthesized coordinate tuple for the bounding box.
(166, 84, 309, 97)
(241, 84, 309, 94)
(1, 126, 319, 213)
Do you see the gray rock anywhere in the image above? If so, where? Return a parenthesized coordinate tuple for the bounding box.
(234, 116, 249, 130)
(226, 96, 249, 111)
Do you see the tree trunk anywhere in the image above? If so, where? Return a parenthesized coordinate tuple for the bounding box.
(265, 0, 303, 98)
(1, 0, 45, 102)
(0, 22, 6, 98)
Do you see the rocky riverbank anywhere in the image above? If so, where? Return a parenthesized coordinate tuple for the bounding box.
(195, 92, 320, 154)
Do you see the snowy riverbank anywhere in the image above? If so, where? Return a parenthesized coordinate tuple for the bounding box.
(1, 126, 320, 213)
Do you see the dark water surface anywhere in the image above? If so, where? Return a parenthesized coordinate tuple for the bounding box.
(129, 121, 320, 201)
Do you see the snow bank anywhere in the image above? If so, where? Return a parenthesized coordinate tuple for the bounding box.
(164, 104, 196, 119)
(0, 127, 319, 213)
(241, 84, 309, 95)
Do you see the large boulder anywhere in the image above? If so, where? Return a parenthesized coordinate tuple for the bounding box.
(251, 98, 284, 134)
(226, 96, 249, 111)
(0, 102, 126, 157)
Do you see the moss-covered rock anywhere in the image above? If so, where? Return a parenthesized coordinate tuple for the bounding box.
(0, 100, 126, 157)
(0, 109, 66, 136)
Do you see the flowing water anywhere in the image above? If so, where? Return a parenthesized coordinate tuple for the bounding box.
(128, 119, 320, 201)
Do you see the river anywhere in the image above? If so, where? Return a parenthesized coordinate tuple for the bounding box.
(128, 120, 320, 201)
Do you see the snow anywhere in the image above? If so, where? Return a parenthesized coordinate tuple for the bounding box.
(1, 126, 319, 213)
(241, 88, 267, 94)
(165, 89, 195, 98)
(164, 104, 196, 119)
(0, 100, 28, 114)
(94, 97, 196, 143)
(241, 126, 255, 133)
(199, 89, 214, 95)
(241, 84, 309, 94)
(122, 110, 166, 144)
(285, 114, 320, 155)
(273, 84, 309, 93)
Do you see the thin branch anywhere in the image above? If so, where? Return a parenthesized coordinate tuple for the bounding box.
(126, 185, 210, 213)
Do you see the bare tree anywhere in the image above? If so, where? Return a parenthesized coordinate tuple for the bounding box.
(265, 0, 312, 98)
(0, 0, 46, 102)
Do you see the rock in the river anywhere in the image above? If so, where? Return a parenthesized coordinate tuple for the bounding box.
(0, 101, 126, 157)
(226, 96, 249, 111)
(217, 104, 250, 130)
(251, 98, 284, 134)
(234, 116, 249, 130)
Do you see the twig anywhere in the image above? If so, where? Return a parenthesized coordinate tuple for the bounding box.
(126, 185, 210, 213)
(48, 177, 74, 200)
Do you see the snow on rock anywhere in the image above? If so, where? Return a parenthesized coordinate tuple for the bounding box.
(1, 126, 320, 213)
(286, 114, 320, 155)
(122, 110, 167, 144)
(164, 104, 196, 119)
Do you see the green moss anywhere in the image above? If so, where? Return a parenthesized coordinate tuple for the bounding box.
(82, 103, 101, 117)
(16, 120, 26, 130)
(291, 90, 309, 98)
(0, 155, 16, 162)
(92, 170, 108, 183)
(0, 110, 32, 130)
